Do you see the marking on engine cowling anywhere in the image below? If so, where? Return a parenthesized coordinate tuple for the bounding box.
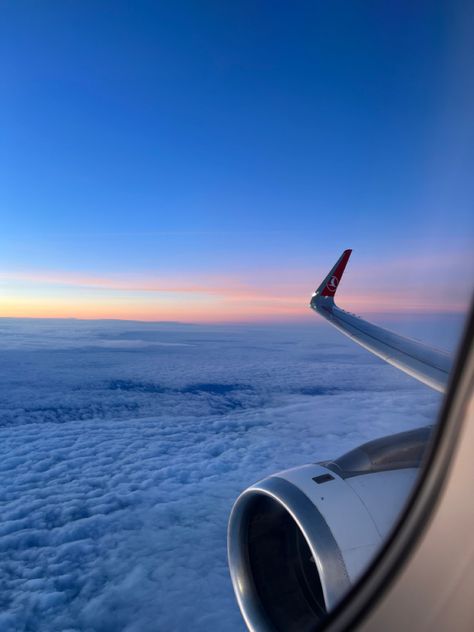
(312, 473, 335, 484)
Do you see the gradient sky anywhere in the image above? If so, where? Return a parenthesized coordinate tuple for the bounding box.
(1, 1, 473, 321)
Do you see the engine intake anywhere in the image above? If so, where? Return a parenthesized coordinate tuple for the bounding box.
(228, 475, 350, 632)
(228, 429, 428, 631)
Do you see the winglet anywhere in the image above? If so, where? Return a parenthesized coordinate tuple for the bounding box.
(312, 249, 352, 304)
(309, 249, 450, 392)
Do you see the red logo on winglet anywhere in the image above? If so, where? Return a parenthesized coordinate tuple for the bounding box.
(326, 275, 339, 292)
(320, 249, 352, 297)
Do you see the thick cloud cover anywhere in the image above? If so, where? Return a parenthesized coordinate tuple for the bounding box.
(0, 318, 448, 631)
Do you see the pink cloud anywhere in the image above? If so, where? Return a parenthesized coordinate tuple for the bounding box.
(0, 256, 470, 322)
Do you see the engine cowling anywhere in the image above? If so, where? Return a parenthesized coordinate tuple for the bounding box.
(227, 427, 430, 632)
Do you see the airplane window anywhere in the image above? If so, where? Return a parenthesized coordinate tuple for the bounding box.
(1, 3, 472, 632)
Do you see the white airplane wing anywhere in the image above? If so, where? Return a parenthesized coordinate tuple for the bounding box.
(228, 251, 462, 630)
(310, 250, 452, 392)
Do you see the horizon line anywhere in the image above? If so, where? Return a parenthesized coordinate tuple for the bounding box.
(0, 309, 468, 327)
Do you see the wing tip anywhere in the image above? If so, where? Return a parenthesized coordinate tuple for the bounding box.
(316, 249, 352, 299)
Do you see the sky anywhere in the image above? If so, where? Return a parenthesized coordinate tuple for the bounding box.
(1, 1, 473, 321)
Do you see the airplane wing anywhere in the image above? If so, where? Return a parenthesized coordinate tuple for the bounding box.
(310, 250, 452, 392)
(228, 251, 464, 630)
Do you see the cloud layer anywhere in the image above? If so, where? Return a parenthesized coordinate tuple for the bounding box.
(0, 319, 443, 631)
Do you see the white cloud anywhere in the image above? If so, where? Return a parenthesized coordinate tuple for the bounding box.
(0, 319, 444, 631)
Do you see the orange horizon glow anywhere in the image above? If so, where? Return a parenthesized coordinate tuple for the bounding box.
(0, 266, 469, 323)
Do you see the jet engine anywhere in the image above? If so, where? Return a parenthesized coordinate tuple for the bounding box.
(227, 427, 430, 632)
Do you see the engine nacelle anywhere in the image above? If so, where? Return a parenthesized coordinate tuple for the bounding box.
(228, 427, 429, 632)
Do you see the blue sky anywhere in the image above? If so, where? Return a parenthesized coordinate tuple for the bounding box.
(1, 1, 473, 320)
